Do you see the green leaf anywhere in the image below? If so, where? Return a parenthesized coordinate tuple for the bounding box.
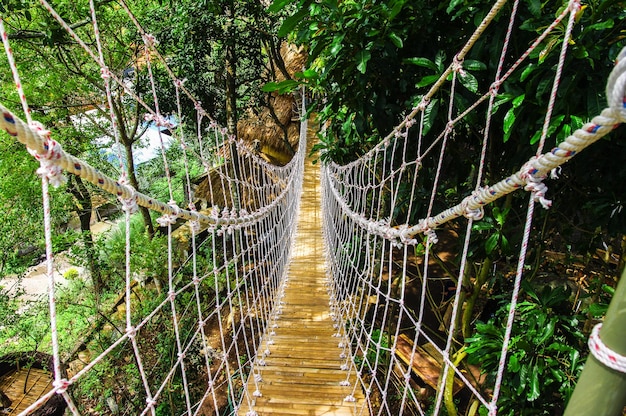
(587, 302, 608, 318)
(528, 370, 541, 401)
(602, 284, 615, 296)
(435, 50, 446, 72)
(268, 0, 294, 13)
(261, 79, 300, 93)
(416, 74, 439, 88)
(512, 94, 525, 108)
(389, 1, 405, 20)
(485, 233, 499, 254)
(492, 206, 503, 226)
(278, 7, 309, 37)
(330, 34, 345, 56)
(389, 32, 403, 48)
(463, 60, 486, 71)
(472, 221, 495, 232)
(446, 0, 464, 15)
(520, 64, 535, 82)
(508, 354, 521, 372)
(500, 235, 510, 253)
(588, 19, 614, 31)
(403, 57, 438, 71)
(459, 71, 478, 93)
(422, 98, 439, 136)
(529, 129, 542, 145)
(530, 114, 564, 145)
(295, 69, 318, 79)
(503, 94, 524, 142)
(355, 50, 371, 74)
(538, 319, 556, 344)
(491, 93, 514, 115)
(503, 108, 516, 142)
(528, 0, 541, 17)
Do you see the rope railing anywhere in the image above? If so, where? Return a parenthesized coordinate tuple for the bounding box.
(0, 102, 299, 228)
(321, 0, 626, 413)
(2, 0, 625, 414)
(0, 2, 308, 415)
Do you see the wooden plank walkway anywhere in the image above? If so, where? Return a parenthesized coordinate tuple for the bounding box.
(238, 131, 368, 416)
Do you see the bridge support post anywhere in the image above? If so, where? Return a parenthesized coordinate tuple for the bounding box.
(564, 267, 626, 416)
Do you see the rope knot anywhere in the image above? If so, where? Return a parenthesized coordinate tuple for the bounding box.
(462, 192, 485, 220)
(415, 97, 430, 112)
(142, 33, 158, 48)
(521, 158, 552, 209)
(126, 326, 137, 339)
(100, 67, 111, 79)
(53, 378, 70, 394)
(188, 202, 201, 233)
(452, 55, 466, 76)
(144, 113, 174, 129)
(157, 200, 180, 227)
(489, 81, 501, 96)
(424, 227, 439, 245)
(118, 177, 139, 214)
(399, 225, 418, 246)
(29, 122, 67, 187)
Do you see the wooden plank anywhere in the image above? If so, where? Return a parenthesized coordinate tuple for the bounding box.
(395, 333, 464, 394)
(237, 131, 367, 416)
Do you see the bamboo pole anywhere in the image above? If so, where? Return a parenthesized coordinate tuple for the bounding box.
(564, 267, 626, 415)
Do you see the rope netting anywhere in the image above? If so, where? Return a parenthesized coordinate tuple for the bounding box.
(1, 0, 626, 415)
(0, 1, 307, 414)
(322, 0, 626, 414)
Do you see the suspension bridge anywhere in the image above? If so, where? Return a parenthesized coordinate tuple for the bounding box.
(1, 0, 626, 415)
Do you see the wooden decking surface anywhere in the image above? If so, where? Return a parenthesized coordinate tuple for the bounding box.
(238, 132, 367, 416)
(0, 368, 52, 415)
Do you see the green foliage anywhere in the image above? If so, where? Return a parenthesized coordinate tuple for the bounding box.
(63, 267, 80, 280)
(149, 0, 279, 124)
(137, 144, 203, 204)
(472, 205, 512, 257)
(367, 328, 390, 367)
(97, 214, 169, 291)
(465, 283, 585, 415)
(0, 277, 97, 356)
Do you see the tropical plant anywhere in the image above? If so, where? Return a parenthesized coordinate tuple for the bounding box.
(465, 282, 585, 415)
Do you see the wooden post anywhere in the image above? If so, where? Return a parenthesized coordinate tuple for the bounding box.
(564, 268, 626, 415)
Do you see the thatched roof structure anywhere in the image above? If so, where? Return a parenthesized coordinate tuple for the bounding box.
(0, 352, 67, 416)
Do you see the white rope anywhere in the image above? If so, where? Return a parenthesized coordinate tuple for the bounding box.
(588, 323, 626, 374)
(3, 0, 625, 414)
(1, 4, 307, 416)
(321, 2, 625, 416)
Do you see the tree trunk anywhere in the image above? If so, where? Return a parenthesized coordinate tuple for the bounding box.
(68, 175, 103, 298)
(225, 0, 241, 211)
(225, 0, 237, 139)
(122, 138, 155, 237)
